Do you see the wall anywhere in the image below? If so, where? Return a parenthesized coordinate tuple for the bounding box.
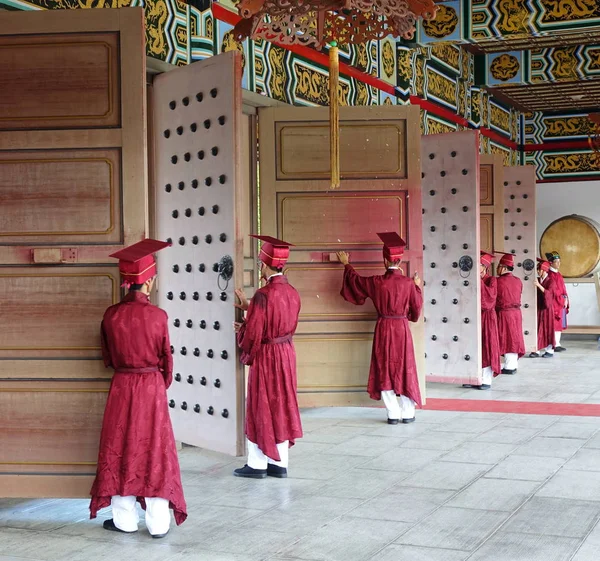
(536, 180, 600, 327)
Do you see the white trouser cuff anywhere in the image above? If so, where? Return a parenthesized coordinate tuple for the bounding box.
(504, 353, 519, 370)
(400, 395, 416, 419)
(555, 331, 562, 346)
(381, 390, 401, 420)
(144, 497, 171, 536)
(247, 439, 289, 469)
(482, 366, 493, 386)
(111, 495, 139, 532)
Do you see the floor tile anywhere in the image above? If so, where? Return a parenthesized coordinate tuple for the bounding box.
(400, 461, 492, 490)
(237, 495, 362, 534)
(502, 496, 600, 538)
(537, 470, 600, 502)
(563, 448, 600, 472)
(484, 454, 565, 481)
(367, 544, 469, 561)
(396, 507, 509, 551)
(279, 515, 409, 561)
(538, 422, 599, 440)
(349, 486, 455, 523)
(440, 442, 517, 465)
(467, 532, 580, 561)
(513, 436, 585, 459)
(446, 478, 539, 511)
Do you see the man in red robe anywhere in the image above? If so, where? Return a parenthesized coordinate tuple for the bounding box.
(336, 232, 423, 424)
(530, 258, 556, 358)
(233, 235, 303, 479)
(545, 251, 569, 352)
(464, 252, 501, 390)
(90, 239, 187, 538)
(495, 252, 525, 374)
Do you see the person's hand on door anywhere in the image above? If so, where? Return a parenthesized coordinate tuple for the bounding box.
(336, 251, 350, 265)
(234, 289, 249, 311)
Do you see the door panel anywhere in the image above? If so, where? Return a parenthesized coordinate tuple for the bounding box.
(503, 165, 538, 353)
(259, 106, 423, 407)
(479, 154, 505, 257)
(153, 52, 245, 456)
(421, 131, 482, 385)
(0, 7, 147, 497)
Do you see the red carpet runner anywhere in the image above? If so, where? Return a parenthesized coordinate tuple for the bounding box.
(423, 398, 600, 417)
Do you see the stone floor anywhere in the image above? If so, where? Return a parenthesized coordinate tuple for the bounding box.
(1, 338, 600, 561)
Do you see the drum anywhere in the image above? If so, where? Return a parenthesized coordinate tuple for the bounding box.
(540, 215, 600, 278)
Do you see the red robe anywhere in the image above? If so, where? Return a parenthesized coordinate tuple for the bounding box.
(481, 275, 501, 376)
(547, 269, 569, 331)
(237, 275, 303, 462)
(495, 273, 525, 357)
(90, 291, 187, 525)
(340, 266, 423, 406)
(537, 275, 556, 351)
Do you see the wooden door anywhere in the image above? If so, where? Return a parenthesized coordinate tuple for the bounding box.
(479, 154, 505, 259)
(259, 106, 424, 407)
(153, 52, 246, 455)
(0, 8, 147, 497)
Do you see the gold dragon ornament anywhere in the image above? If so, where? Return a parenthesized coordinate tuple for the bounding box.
(232, 0, 439, 189)
(589, 113, 600, 169)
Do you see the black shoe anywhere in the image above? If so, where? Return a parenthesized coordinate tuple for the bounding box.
(462, 384, 475, 388)
(477, 384, 492, 390)
(103, 519, 137, 534)
(267, 464, 288, 478)
(542, 352, 554, 358)
(501, 369, 516, 375)
(529, 352, 540, 358)
(233, 464, 267, 479)
(151, 530, 169, 539)
(387, 418, 400, 425)
(402, 417, 416, 424)
(555, 346, 566, 352)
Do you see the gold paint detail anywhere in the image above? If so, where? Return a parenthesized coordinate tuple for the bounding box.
(145, 0, 169, 58)
(221, 30, 246, 71)
(495, 0, 531, 35)
(294, 61, 350, 106)
(427, 68, 457, 106)
(422, 5, 459, 38)
(382, 41, 395, 78)
(490, 53, 520, 81)
(540, 0, 599, 23)
(550, 46, 580, 80)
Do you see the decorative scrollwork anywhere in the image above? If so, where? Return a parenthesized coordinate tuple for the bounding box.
(233, 0, 438, 46)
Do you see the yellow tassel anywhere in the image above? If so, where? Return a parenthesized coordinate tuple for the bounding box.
(329, 43, 340, 190)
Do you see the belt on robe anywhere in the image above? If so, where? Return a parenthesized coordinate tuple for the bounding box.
(496, 304, 521, 310)
(262, 335, 292, 345)
(114, 366, 160, 374)
(378, 315, 407, 319)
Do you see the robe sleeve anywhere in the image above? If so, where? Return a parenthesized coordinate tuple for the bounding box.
(340, 264, 373, 305)
(237, 290, 267, 366)
(407, 284, 423, 322)
(159, 315, 173, 388)
(100, 320, 112, 369)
